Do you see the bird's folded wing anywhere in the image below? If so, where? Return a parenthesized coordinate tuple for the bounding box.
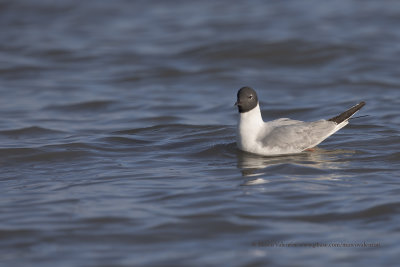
(259, 120, 337, 151)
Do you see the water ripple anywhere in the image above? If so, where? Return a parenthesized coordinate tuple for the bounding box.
(1, 0, 400, 266)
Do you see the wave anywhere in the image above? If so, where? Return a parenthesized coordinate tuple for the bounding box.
(290, 202, 400, 223)
(179, 39, 360, 66)
(0, 126, 66, 137)
(44, 100, 117, 113)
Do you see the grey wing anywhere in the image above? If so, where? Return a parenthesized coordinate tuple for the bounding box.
(260, 120, 337, 151)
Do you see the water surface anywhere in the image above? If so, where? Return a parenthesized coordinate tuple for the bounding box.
(1, 0, 400, 266)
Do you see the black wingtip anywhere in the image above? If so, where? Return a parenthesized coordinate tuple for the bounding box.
(328, 101, 366, 124)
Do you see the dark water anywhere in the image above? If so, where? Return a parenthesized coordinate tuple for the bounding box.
(1, 0, 400, 266)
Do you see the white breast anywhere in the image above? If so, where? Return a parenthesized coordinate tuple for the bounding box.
(236, 104, 265, 153)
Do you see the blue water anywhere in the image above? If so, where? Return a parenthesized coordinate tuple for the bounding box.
(1, 0, 400, 266)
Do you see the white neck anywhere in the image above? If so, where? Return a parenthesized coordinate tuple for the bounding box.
(237, 103, 264, 150)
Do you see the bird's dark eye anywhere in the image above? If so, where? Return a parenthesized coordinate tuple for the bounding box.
(249, 95, 253, 99)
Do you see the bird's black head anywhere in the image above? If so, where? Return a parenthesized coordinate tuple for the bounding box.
(235, 86, 258, 113)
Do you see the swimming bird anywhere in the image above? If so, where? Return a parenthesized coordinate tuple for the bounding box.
(235, 86, 365, 156)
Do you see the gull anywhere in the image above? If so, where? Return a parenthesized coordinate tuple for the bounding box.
(235, 87, 365, 156)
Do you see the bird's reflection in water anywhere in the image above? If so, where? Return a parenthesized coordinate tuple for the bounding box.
(237, 147, 355, 185)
